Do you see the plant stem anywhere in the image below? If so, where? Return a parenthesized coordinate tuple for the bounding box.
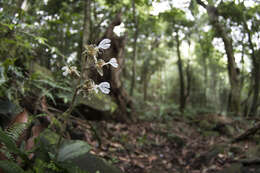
(55, 54, 88, 155)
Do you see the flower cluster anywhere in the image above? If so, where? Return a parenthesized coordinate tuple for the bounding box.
(61, 38, 118, 95)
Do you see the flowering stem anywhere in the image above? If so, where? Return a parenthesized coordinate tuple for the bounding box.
(56, 54, 88, 155)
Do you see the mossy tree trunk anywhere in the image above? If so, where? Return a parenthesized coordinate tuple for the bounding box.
(176, 31, 186, 112)
(98, 13, 134, 122)
(243, 19, 260, 117)
(130, 0, 138, 96)
(196, 0, 241, 116)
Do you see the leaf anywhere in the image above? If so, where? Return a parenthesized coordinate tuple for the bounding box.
(1, 23, 15, 30)
(57, 140, 91, 162)
(0, 160, 25, 173)
(0, 127, 21, 155)
(0, 65, 6, 86)
(35, 36, 47, 44)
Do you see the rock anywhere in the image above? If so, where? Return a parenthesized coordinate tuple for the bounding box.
(213, 123, 235, 137)
(199, 119, 215, 130)
(217, 163, 243, 173)
(58, 91, 118, 120)
(191, 144, 226, 169)
(69, 153, 123, 173)
(246, 145, 260, 158)
(0, 100, 21, 128)
(230, 146, 243, 155)
(167, 134, 186, 148)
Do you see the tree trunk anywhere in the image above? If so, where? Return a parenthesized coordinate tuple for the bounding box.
(176, 31, 186, 112)
(196, 0, 241, 115)
(249, 51, 260, 116)
(185, 60, 191, 105)
(130, 0, 138, 96)
(82, 0, 91, 47)
(100, 13, 134, 122)
(243, 19, 260, 116)
(143, 73, 150, 101)
(141, 59, 149, 101)
(81, 0, 91, 78)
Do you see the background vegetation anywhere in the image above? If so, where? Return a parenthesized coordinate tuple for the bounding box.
(0, 0, 259, 172)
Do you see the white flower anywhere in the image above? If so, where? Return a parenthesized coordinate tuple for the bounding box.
(94, 82, 111, 94)
(105, 58, 118, 68)
(61, 66, 70, 76)
(97, 39, 111, 50)
(61, 65, 80, 77)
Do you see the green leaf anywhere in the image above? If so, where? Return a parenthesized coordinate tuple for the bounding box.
(57, 140, 91, 162)
(0, 128, 28, 161)
(0, 65, 6, 85)
(0, 127, 20, 155)
(0, 160, 25, 173)
(35, 36, 47, 44)
(1, 23, 15, 30)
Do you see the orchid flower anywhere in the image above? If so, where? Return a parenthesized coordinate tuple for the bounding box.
(61, 66, 70, 76)
(97, 39, 111, 50)
(61, 65, 80, 77)
(93, 82, 110, 94)
(105, 58, 118, 68)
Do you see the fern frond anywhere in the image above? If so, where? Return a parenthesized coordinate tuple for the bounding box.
(0, 147, 14, 160)
(5, 122, 28, 142)
(0, 121, 31, 161)
(0, 128, 22, 156)
(35, 78, 71, 91)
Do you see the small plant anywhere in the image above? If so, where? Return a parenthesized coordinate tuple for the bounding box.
(58, 38, 118, 139)
(0, 38, 118, 173)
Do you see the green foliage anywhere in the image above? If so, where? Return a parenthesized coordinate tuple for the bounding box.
(218, 1, 244, 23)
(57, 140, 91, 162)
(0, 160, 25, 173)
(159, 8, 194, 30)
(5, 122, 28, 142)
(0, 127, 27, 158)
(0, 125, 93, 173)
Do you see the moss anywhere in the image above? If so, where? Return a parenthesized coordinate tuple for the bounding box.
(217, 163, 243, 173)
(202, 131, 219, 137)
(230, 146, 243, 155)
(69, 153, 123, 173)
(253, 135, 260, 144)
(199, 120, 215, 130)
(246, 144, 260, 158)
(39, 129, 60, 145)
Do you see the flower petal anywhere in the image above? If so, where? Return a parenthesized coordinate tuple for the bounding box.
(99, 82, 110, 88)
(100, 87, 110, 94)
(62, 66, 68, 71)
(98, 39, 111, 49)
(62, 71, 68, 76)
(108, 58, 118, 68)
(98, 82, 110, 94)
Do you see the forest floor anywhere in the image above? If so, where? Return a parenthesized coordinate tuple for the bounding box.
(72, 114, 260, 173)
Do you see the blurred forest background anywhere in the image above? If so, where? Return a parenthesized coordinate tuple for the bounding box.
(0, 0, 260, 173)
